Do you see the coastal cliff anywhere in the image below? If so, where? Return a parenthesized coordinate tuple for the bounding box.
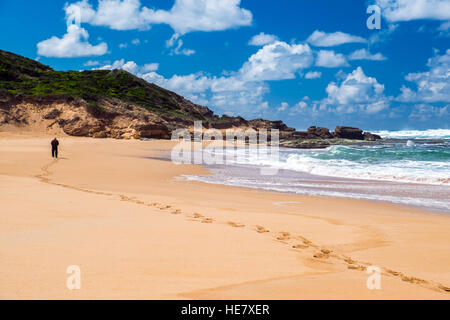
(0, 49, 380, 146)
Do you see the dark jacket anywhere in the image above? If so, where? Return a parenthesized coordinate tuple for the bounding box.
(51, 139, 59, 148)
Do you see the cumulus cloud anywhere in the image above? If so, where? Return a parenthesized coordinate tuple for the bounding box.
(65, 0, 252, 34)
(148, 0, 252, 35)
(437, 21, 450, 37)
(65, 0, 149, 30)
(306, 30, 367, 47)
(93, 58, 269, 117)
(95, 59, 159, 74)
(90, 40, 388, 119)
(398, 49, 450, 103)
(169, 37, 196, 56)
(248, 32, 279, 46)
(37, 24, 107, 58)
(239, 41, 314, 81)
(277, 102, 289, 112)
(375, 0, 450, 22)
(304, 71, 322, 79)
(348, 48, 387, 61)
(315, 50, 349, 68)
(409, 103, 449, 121)
(322, 67, 389, 114)
(369, 23, 398, 45)
(143, 72, 269, 116)
(83, 60, 100, 66)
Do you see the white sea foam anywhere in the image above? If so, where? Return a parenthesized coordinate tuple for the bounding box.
(207, 146, 450, 185)
(173, 136, 450, 213)
(373, 129, 450, 139)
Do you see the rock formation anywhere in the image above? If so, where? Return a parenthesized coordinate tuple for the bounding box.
(0, 49, 382, 146)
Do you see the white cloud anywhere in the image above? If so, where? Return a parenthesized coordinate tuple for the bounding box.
(169, 38, 196, 56)
(65, 0, 151, 31)
(375, 0, 450, 22)
(83, 60, 100, 66)
(95, 59, 159, 75)
(304, 71, 322, 79)
(239, 41, 314, 81)
(37, 24, 107, 58)
(437, 21, 450, 37)
(277, 102, 289, 112)
(119, 43, 128, 49)
(409, 103, 449, 121)
(315, 50, 348, 68)
(131, 39, 140, 45)
(369, 23, 398, 44)
(348, 48, 387, 61)
(306, 30, 366, 47)
(398, 49, 450, 102)
(322, 67, 389, 114)
(144, 0, 252, 35)
(94, 58, 269, 117)
(249, 32, 279, 46)
(141, 63, 159, 72)
(65, 0, 252, 34)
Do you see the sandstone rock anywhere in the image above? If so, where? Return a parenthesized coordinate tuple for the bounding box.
(307, 126, 332, 139)
(333, 126, 364, 140)
(132, 123, 170, 139)
(43, 108, 61, 120)
(363, 132, 382, 141)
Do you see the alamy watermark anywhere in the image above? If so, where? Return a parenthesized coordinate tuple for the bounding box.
(366, 266, 382, 290)
(367, 5, 381, 30)
(170, 121, 280, 176)
(66, 265, 81, 290)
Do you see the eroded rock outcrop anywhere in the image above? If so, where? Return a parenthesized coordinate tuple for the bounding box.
(333, 126, 365, 140)
(0, 49, 383, 146)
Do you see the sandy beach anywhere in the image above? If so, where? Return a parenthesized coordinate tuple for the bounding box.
(1, 133, 449, 299)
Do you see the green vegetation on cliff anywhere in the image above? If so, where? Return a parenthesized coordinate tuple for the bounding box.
(0, 49, 209, 120)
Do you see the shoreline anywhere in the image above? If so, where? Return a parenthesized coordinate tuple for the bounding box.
(1, 134, 450, 299)
(161, 147, 450, 215)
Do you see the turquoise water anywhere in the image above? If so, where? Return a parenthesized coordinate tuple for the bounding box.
(289, 141, 450, 185)
(183, 130, 450, 213)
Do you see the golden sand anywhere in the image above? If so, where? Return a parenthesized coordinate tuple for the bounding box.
(0, 133, 449, 299)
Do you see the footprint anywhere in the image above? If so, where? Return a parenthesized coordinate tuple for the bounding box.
(386, 269, 401, 276)
(276, 232, 291, 241)
(297, 236, 313, 246)
(344, 257, 356, 265)
(292, 244, 309, 250)
(228, 221, 245, 228)
(313, 252, 329, 259)
(438, 285, 450, 292)
(193, 213, 203, 219)
(401, 275, 426, 285)
(256, 225, 270, 233)
(321, 249, 332, 255)
(171, 209, 182, 215)
(201, 218, 214, 224)
(347, 264, 366, 271)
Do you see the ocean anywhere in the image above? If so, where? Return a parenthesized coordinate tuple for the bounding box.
(181, 129, 450, 214)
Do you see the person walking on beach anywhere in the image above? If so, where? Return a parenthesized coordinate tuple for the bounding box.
(51, 138, 59, 159)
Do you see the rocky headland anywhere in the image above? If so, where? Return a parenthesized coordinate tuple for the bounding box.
(0, 49, 381, 148)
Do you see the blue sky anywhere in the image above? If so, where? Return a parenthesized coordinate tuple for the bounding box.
(0, 0, 449, 130)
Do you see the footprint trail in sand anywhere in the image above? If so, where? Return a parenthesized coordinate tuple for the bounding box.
(35, 159, 450, 295)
